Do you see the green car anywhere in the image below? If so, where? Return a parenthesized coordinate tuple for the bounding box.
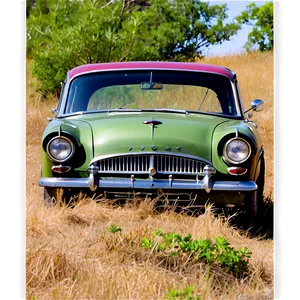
(39, 61, 264, 217)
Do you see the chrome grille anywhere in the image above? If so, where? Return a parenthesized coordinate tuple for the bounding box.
(96, 154, 206, 176)
(98, 155, 150, 173)
(156, 155, 203, 174)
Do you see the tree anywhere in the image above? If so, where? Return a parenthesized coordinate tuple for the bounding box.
(142, 0, 241, 61)
(237, 1, 273, 52)
(28, 0, 147, 95)
(125, 0, 150, 10)
(27, 0, 241, 96)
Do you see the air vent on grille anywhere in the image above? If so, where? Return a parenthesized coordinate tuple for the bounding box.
(96, 154, 205, 175)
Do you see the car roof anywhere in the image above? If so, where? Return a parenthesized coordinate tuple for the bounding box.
(68, 61, 235, 81)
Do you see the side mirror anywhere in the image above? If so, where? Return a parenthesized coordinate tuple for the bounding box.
(51, 108, 58, 116)
(47, 108, 58, 121)
(245, 99, 264, 114)
(251, 99, 264, 112)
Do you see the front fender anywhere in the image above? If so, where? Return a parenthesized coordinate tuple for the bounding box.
(212, 120, 263, 179)
(40, 118, 94, 177)
(253, 147, 264, 183)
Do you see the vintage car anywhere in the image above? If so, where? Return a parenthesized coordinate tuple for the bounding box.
(39, 61, 264, 218)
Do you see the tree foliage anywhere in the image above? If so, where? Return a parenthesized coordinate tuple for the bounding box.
(27, 0, 241, 96)
(236, 1, 273, 52)
(140, 0, 242, 61)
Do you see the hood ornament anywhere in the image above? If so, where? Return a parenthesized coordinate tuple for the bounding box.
(142, 120, 162, 140)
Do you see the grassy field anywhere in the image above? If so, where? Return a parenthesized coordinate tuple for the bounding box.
(26, 52, 274, 299)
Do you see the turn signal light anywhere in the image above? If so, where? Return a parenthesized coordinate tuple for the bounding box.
(227, 167, 247, 176)
(51, 165, 71, 173)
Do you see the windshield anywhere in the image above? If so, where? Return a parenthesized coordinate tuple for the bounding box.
(65, 70, 238, 116)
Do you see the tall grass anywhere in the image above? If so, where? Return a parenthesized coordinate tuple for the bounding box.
(26, 52, 274, 299)
(202, 52, 274, 196)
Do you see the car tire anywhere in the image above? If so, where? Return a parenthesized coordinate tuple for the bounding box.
(43, 187, 78, 206)
(256, 155, 265, 215)
(245, 155, 265, 222)
(44, 187, 57, 206)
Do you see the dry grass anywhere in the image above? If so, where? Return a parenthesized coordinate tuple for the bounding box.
(202, 52, 274, 196)
(26, 52, 274, 299)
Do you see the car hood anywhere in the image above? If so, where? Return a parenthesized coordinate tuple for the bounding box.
(72, 111, 230, 162)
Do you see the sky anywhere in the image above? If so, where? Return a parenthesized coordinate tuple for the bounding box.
(207, 1, 267, 56)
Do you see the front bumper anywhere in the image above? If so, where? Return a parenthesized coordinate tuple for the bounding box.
(39, 176, 257, 192)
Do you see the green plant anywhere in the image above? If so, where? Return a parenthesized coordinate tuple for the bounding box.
(165, 285, 200, 300)
(140, 237, 155, 249)
(236, 1, 273, 52)
(107, 224, 122, 233)
(141, 229, 252, 278)
(214, 236, 252, 277)
(27, 0, 241, 96)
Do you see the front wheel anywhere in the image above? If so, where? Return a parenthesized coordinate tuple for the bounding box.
(245, 156, 265, 223)
(43, 187, 80, 206)
(256, 156, 265, 215)
(246, 190, 258, 220)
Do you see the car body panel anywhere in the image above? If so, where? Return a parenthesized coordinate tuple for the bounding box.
(39, 61, 264, 208)
(212, 119, 262, 176)
(41, 119, 94, 176)
(68, 112, 231, 161)
(68, 61, 235, 81)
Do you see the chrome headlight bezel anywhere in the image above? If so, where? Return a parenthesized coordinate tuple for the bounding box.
(223, 138, 251, 165)
(46, 136, 75, 163)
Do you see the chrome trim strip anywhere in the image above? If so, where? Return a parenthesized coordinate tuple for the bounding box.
(39, 177, 89, 188)
(231, 81, 242, 117)
(235, 127, 239, 138)
(51, 165, 71, 173)
(89, 152, 212, 167)
(59, 110, 242, 120)
(58, 68, 239, 118)
(39, 177, 257, 192)
(149, 155, 155, 175)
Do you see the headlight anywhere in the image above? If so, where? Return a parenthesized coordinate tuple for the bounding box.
(46, 136, 75, 162)
(223, 138, 251, 164)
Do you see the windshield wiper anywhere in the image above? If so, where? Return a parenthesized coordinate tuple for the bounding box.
(141, 108, 187, 114)
(108, 108, 142, 112)
(198, 88, 209, 111)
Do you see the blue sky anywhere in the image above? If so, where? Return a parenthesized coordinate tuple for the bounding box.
(206, 1, 267, 56)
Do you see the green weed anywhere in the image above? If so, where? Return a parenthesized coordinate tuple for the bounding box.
(141, 229, 252, 278)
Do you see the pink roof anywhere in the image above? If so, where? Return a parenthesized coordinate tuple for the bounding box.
(68, 61, 235, 81)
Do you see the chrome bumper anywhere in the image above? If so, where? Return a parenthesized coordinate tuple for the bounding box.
(39, 177, 257, 192)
